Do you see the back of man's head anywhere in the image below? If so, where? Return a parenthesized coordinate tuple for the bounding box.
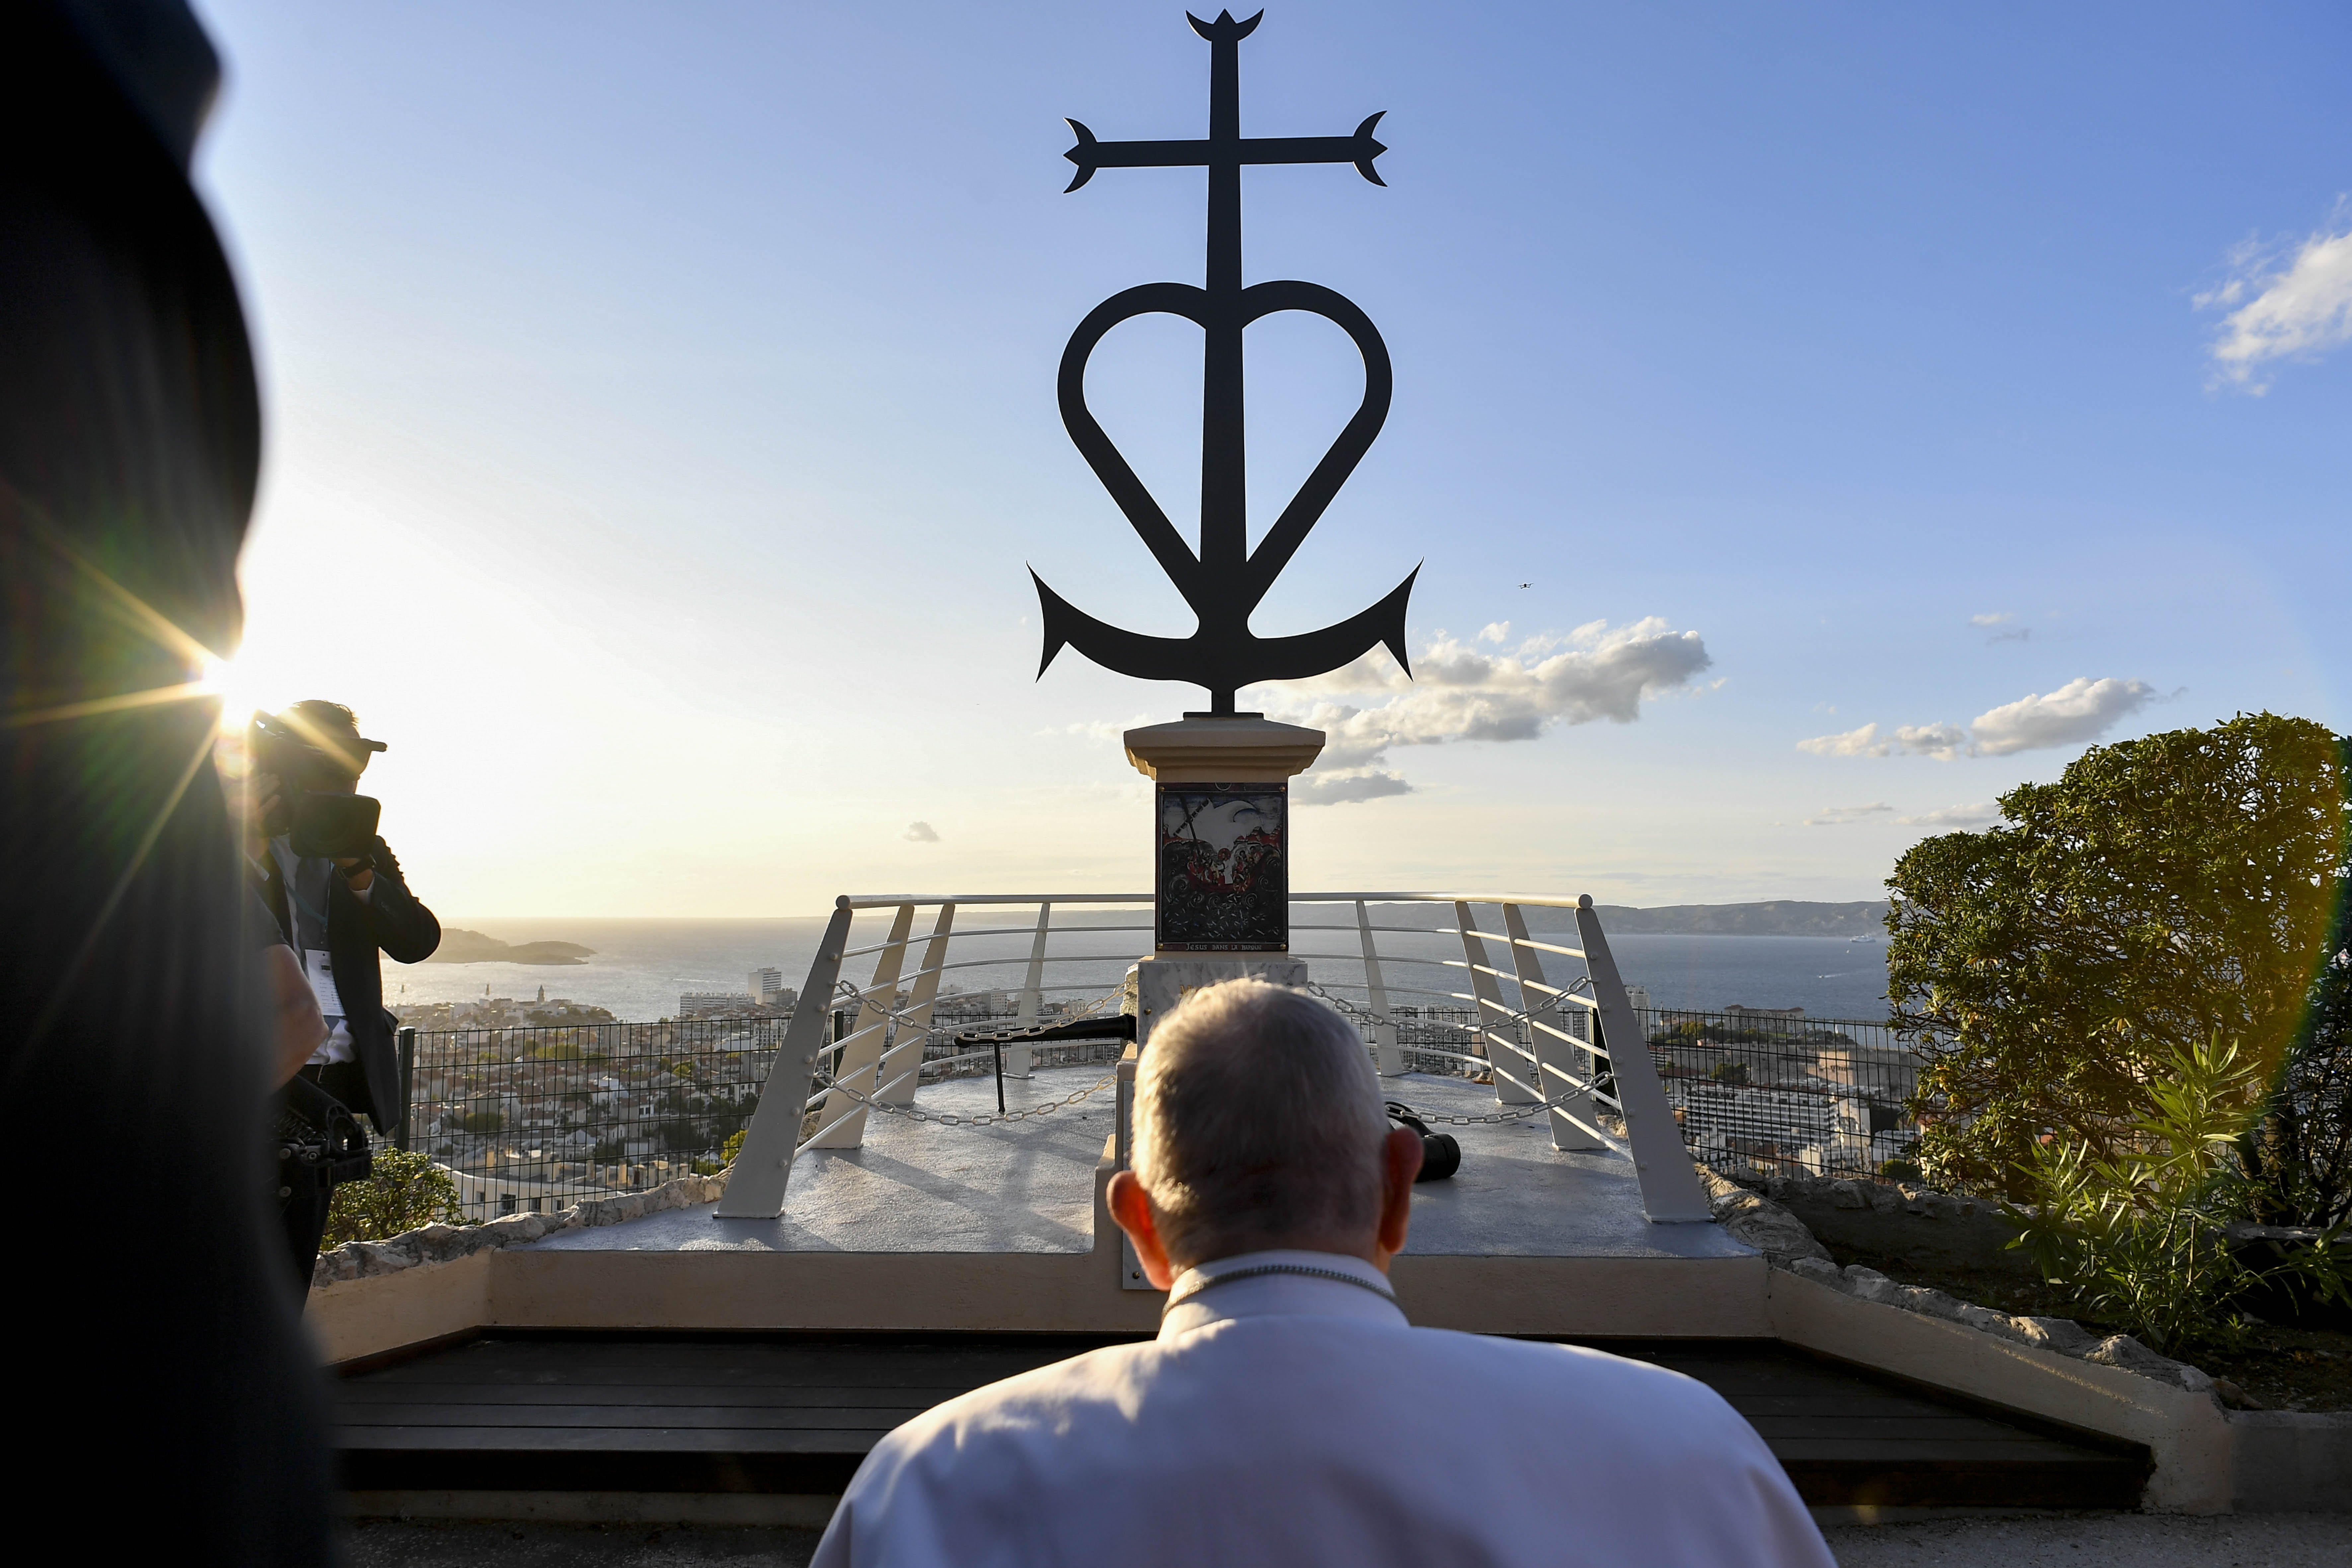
(1133, 980, 1390, 1267)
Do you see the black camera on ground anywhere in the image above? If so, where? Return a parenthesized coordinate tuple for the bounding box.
(1387, 1101, 1461, 1182)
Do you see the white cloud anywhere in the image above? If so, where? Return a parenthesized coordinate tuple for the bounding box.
(1293, 770, 1411, 807)
(1895, 802, 2002, 828)
(1799, 677, 2156, 761)
(1969, 612, 2013, 627)
(1796, 721, 1967, 760)
(1968, 677, 2155, 756)
(902, 821, 940, 843)
(1255, 617, 1712, 802)
(1890, 723, 1971, 760)
(2199, 210, 2352, 393)
(1478, 621, 1511, 644)
(1806, 802, 1893, 826)
(1797, 723, 1886, 757)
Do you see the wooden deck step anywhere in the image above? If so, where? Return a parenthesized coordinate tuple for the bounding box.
(337, 1332, 2148, 1511)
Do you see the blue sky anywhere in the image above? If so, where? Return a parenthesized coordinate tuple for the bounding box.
(193, 1, 2352, 916)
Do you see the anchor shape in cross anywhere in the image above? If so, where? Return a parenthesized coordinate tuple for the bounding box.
(1031, 9, 1417, 715)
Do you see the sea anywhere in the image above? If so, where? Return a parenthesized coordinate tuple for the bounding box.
(391, 912, 1893, 1025)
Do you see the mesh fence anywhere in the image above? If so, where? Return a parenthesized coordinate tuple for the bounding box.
(400, 1018, 787, 1223)
(1354, 1004, 1923, 1181)
(395, 1000, 1920, 1222)
(1641, 1009, 1922, 1180)
(397, 1002, 1131, 1223)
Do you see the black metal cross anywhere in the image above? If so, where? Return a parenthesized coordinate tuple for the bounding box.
(1033, 9, 1417, 714)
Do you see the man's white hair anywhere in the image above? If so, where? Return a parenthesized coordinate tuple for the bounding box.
(1133, 979, 1390, 1265)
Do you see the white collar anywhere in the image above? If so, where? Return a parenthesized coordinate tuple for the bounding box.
(1158, 1248, 1405, 1339)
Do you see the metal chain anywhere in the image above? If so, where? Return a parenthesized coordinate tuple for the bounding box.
(823, 977, 1125, 1035)
(812, 1068, 1119, 1128)
(1305, 979, 1572, 1040)
(1306, 982, 1622, 1130)
(1398, 1089, 1610, 1127)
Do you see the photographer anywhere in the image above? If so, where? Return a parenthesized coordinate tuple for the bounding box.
(243, 700, 441, 1137)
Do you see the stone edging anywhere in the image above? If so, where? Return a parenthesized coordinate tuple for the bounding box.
(1763, 1168, 2008, 1222)
(1697, 1165, 2213, 1395)
(311, 1173, 729, 1290)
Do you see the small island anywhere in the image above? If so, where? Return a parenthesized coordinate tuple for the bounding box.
(427, 929, 596, 966)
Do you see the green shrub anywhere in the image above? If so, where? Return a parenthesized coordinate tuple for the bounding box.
(323, 1148, 465, 1247)
(1889, 714, 2345, 1197)
(2008, 1033, 2347, 1356)
(460, 1109, 503, 1134)
(720, 1129, 745, 1166)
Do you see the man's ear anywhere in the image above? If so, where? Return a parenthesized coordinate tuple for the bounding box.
(1373, 1125, 1422, 1266)
(1106, 1169, 1177, 1290)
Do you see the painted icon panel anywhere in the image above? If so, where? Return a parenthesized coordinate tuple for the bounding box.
(1156, 783, 1287, 952)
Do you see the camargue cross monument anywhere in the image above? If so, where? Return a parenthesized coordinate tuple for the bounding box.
(1034, 9, 1414, 989)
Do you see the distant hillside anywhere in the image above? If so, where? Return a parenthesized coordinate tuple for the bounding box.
(1522, 901, 1888, 936)
(428, 929, 596, 965)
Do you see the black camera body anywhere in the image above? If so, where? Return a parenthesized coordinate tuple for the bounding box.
(289, 793, 381, 859)
(1387, 1101, 1461, 1182)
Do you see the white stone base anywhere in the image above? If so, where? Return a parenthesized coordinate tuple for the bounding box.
(1132, 955, 1309, 1046)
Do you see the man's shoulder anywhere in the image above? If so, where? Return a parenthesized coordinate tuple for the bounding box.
(1228, 1314, 1708, 1387)
(1403, 1326, 1721, 1397)
(874, 1341, 1161, 1455)
(914, 1322, 1724, 1427)
(1202, 1317, 1748, 1437)
(867, 1320, 1758, 1491)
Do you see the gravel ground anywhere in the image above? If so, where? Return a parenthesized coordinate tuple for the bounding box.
(342, 1514, 2352, 1566)
(1821, 1514, 2352, 1567)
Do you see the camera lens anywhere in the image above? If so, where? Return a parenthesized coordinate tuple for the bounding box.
(1417, 1132, 1460, 1182)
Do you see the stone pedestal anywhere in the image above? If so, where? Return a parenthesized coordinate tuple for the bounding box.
(1124, 714, 1324, 957)
(1129, 956, 1311, 1048)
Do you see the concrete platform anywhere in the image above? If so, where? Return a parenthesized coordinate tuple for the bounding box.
(535, 1066, 1118, 1257)
(528, 1067, 1749, 1264)
(307, 1065, 1770, 1353)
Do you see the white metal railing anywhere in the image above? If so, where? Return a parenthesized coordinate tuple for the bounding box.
(713, 892, 1709, 1224)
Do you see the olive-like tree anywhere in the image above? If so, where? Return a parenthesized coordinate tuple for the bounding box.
(1886, 713, 2348, 1199)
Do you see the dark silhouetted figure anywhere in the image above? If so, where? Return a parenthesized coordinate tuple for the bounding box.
(1, 1, 336, 1559)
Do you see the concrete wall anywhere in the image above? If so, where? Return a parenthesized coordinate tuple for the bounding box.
(305, 1202, 2347, 1513)
(306, 1249, 493, 1367)
(2229, 1411, 2352, 1511)
(311, 1156, 1768, 1353)
(1768, 1269, 2233, 1512)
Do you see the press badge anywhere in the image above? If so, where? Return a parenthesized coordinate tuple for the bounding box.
(303, 948, 345, 1022)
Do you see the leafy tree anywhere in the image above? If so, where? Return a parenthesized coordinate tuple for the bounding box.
(323, 1148, 465, 1246)
(1887, 713, 2347, 1196)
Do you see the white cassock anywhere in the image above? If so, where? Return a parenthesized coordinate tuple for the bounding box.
(810, 1249, 1835, 1568)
